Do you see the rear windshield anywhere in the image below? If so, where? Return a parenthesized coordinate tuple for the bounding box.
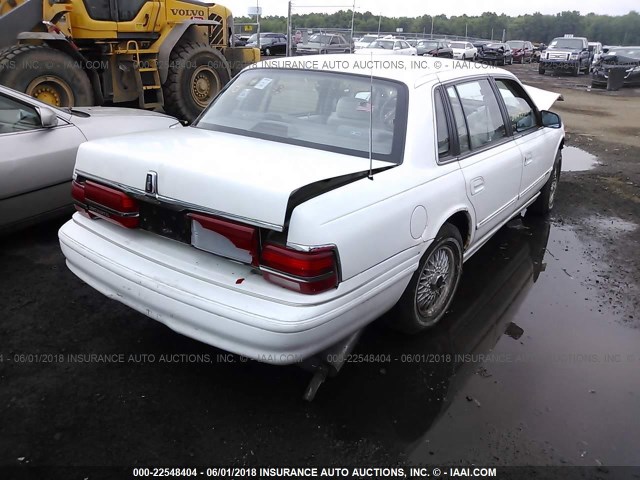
(507, 41, 524, 48)
(450, 42, 465, 48)
(195, 69, 407, 163)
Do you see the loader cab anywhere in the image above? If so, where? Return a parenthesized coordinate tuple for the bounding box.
(82, 0, 150, 22)
(69, 0, 161, 38)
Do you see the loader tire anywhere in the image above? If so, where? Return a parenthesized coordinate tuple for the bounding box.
(163, 42, 231, 123)
(0, 44, 93, 107)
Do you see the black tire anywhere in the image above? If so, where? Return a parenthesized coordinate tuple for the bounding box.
(538, 66, 546, 75)
(392, 223, 464, 334)
(163, 41, 231, 123)
(572, 64, 580, 76)
(529, 150, 561, 215)
(520, 56, 524, 64)
(0, 44, 93, 107)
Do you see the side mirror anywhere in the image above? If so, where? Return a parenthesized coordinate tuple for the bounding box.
(541, 110, 562, 128)
(36, 106, 59, 128)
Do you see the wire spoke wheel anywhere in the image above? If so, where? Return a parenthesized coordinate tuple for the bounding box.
(392, 223, 463, 333)
(26, 76, 74, 107)
(415, 245, 456, 318)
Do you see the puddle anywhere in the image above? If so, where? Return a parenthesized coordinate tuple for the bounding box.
(562, 146, 600, 171)
(328, 217, 640, 466)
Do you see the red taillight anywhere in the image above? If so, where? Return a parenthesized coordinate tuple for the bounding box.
(188, 213, 260, 266)
(71, 179, 139, 228)
(85, 181, 138, 214)
(260, 244, 338, 294)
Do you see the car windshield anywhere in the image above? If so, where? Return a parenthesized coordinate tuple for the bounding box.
(606, 48, 640, 58)
(361, 35, 378, 42)
(368, 40, 394, 49)
(308, 34, 333, 44)
(507, 41, 524, 48)
(418, 41, 439, 49)
(486, 43, 504, 48)
(195, 69, 406, 162)
(550, 38, 584, 49)
(450, 42, 465, 49)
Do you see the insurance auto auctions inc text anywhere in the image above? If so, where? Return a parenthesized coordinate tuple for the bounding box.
(251, 467, 497, 477)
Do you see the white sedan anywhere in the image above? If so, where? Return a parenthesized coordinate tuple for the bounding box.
(450, 41, 478, 60)
(355, 39, 417, 55)
(0, 85, 181, 233)
(59, 56, 563, 366)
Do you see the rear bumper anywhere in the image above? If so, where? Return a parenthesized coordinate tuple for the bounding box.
(59, 215, 417, 364)
(478, 55, 506, 63)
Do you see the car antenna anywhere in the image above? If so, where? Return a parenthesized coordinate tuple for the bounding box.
(368, 53, 374, 181)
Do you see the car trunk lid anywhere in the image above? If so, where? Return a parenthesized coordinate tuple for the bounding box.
(74, 127, 392, 231)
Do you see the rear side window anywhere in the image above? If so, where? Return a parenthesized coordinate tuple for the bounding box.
(495, 79, 537, 133)
(455, 79, 507, 149)
(434, 92, 449, 157)
(446, 86, 470, 154)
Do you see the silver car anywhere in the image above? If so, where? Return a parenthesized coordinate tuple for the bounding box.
(0, 85, 181, 233)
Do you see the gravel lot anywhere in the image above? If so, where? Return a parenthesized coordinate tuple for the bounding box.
(1, 62, 639, 475)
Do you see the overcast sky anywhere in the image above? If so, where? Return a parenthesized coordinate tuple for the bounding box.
(234, 0, 637, 18)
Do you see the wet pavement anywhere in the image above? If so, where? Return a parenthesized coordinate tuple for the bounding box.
(1, 209, 639, 469)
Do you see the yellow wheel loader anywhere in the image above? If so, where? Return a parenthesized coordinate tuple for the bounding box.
(0, 0, 260, 121)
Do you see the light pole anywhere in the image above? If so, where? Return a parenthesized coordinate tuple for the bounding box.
(256, 0, 260, 48)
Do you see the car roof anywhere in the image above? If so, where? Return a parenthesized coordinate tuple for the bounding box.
(251, 54, 518, 87)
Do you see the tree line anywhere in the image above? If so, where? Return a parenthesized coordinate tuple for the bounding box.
(236, 10, 640, 45)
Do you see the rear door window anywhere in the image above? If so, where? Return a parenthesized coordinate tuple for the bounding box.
(434, 91, 450, 158)
(455, 79, 507, 149)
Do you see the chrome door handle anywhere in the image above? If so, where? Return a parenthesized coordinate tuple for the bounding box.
(524, 152, 534, 165)
(470, 177, 485, 195)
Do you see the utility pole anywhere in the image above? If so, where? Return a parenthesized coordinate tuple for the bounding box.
(378, 14, 381, 35)
(431, 16, 434, 37)
(465, 23, 468, 39)
(350, 0, 355, 51)
(256, 0, 261, 49)
(286, 1, 292, 56)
